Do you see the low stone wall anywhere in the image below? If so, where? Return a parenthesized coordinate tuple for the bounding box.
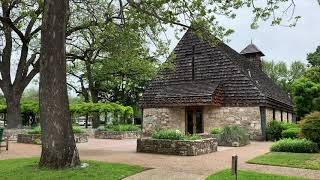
(137, 138, 218, 156)
(95, 131, 142, 140)
(3, 129, 29, 141)
(17, 133, 88, 144)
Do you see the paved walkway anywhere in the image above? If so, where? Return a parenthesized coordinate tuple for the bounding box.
(1, 139, 319, 180)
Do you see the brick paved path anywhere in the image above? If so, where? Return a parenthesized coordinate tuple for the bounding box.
(1, 139, 319, 180)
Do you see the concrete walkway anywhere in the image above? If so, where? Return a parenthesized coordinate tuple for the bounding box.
(1, 139, 319, 180)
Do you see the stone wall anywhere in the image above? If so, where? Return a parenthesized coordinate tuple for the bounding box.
(3, 129, 29, 141)
(266, 108, 274, 123)
(203, 106, 262, 140)
(143, 107, 185, 134)
(275, 110, 282, 121)
(265, 108, 293, 123)
(137, 138, 217, 156)
(17, 133, 89, 144)
(95, 131, 142, 140)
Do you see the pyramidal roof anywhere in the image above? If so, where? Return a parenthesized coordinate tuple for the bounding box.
(240, 43, 265, 56)
(140, 30, 292, 111)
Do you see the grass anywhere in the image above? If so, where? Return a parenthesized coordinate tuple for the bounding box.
(248, 152, 320, 170)
(206, 169, 312, 180)
(0, 157, 144, 180)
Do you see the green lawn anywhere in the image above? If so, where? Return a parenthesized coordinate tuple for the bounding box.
(206, 169, 312, 180)
(247, 152, 320, 170)
(0, 157, 144, 180)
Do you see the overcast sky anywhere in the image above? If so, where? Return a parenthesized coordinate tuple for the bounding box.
(166, 1, 320, 65)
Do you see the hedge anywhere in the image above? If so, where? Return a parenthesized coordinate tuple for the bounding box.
(271, 138, 319, 153)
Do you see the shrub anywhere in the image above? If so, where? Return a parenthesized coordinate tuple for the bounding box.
(152, 129, 185, 140)
(267, 121, 283, 141)
(210, 127, 222, 134)
(183, 134, 201, 140)
(300, 111, 320, 144)
(218, 125, 250, 146)
(103, 124, 141, 132)
(281, 128, 300, 139)
(271, 138, 319, 153)
(27, 126, 84, 134)
(281, 123, 299, 130)
(72, 126, 84, 134)
(27, 126, 41, 134)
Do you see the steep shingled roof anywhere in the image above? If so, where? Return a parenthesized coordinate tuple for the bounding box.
(140, 30, 293, 111)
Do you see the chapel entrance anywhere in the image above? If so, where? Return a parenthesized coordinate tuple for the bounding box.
(186, 107, 203, 134)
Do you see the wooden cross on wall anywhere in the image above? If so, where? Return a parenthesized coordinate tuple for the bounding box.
(185, 45, 201, 81)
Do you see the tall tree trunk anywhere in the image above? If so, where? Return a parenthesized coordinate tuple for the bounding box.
(91, 91, 100, 128)
(39, 0, 80, 169)
(5, 93, 22, 129)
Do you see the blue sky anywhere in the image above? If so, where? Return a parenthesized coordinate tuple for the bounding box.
(167, 1, 320, 65)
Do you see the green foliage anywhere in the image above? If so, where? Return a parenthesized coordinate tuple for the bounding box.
(27, 126, 85, 134)
(262, 60, 306, 94)
(281, 122, 299, 130)
(0, 104, 6, 113)
(267, 121, 283, 141)
(151, 129, 201, 141)
(152, 129, 185, 140)
(69, 102, 133, 119)
(281, 128, 300, 139)
(27, 126, 41, 135)
(218, 125, 250, 146)
(307, 46, 320, 67)
(210, 127, 222, 134)
(300, 111, 320, 144)
(271, 138, 319, 153)
(292, 67, 320, 117)
(102, 124, 141, 132)
(267, 121, 299, 140)
(72, 126, 85, 134)
(183, 134, 201, 141)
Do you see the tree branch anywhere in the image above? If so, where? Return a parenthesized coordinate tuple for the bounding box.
(66, 21, 99, 37)
(127, 0, 191, 29)
(0, 16, 27, 43)
(67, 82, 82, 94)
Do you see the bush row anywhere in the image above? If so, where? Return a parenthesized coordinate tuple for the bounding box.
(271, 138, 319, 153)
(27, 126, 85, 135)
(98, 124, 141, 132)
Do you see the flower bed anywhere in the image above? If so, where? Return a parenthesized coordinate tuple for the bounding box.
(94, 131, 141, 139)
(17, 133, 88, 144)
(136, 138, 218, 156)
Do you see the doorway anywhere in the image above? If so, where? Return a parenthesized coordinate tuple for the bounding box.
(186, 107, 203, 134)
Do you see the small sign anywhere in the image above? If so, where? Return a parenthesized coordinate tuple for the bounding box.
(232, 155, 238, 178)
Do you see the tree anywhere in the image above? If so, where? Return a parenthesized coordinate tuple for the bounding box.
(0, 1, 42, 128)
(0, 0, 108, 128)
(39, 0, 80, 168)
(67, 23, 159, 126)
(262, 60, 306, 94)
(292, 67, 320, 117)
(307, 46, 320, 67)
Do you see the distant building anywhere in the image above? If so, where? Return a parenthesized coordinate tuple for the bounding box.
(140, 30, 294, 140)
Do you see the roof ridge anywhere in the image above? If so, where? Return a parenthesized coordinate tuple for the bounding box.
(215, 41, 292, 106)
